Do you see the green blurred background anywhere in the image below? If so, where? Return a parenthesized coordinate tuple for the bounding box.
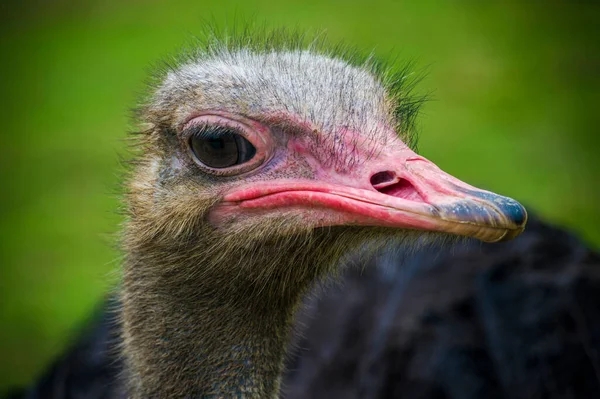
(0, 0, 598, 391)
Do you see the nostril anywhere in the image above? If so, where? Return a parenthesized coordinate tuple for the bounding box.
(370, 171, 397, 188)
(371, 171, 426, 203)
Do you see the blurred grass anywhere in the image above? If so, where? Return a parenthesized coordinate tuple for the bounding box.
(0, 0, 598, 391)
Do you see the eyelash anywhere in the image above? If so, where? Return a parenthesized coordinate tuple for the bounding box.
(185, 124, 244, 140)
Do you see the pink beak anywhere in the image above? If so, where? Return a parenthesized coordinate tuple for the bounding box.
(217, 146, 527, 243)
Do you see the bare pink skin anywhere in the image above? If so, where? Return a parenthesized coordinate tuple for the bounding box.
(185, 112, 527, 243)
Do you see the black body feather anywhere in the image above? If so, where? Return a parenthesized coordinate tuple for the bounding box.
(6, 215, 599, 399)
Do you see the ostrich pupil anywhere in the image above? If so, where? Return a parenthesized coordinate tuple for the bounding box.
(190, 131, 256, 169)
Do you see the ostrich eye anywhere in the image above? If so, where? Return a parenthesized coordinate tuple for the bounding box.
(189, 129, 257, 169)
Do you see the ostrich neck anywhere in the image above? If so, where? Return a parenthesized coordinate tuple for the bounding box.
(121, 247, 311, 398)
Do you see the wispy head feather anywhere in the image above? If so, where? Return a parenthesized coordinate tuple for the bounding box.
(140, 22, 428, 151)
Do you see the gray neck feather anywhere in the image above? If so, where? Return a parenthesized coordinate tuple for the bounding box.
(121, 247, 314, 398)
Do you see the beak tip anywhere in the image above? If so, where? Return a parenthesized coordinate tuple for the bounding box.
(492, 198, 527, 242)
(444, 192, 528, 242)
(501, 198, 528, 229)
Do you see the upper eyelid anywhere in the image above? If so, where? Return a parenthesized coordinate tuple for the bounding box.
(183, 123, 246, 139)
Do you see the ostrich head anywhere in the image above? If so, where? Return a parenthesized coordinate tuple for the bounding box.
(122, 34, 527, 398)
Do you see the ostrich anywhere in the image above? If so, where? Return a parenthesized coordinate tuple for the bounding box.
(10, 32, 598, 399)
(116, 35, 526, 398)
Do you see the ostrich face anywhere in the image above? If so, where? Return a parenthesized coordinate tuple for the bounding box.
(138, 50, 526, 246)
